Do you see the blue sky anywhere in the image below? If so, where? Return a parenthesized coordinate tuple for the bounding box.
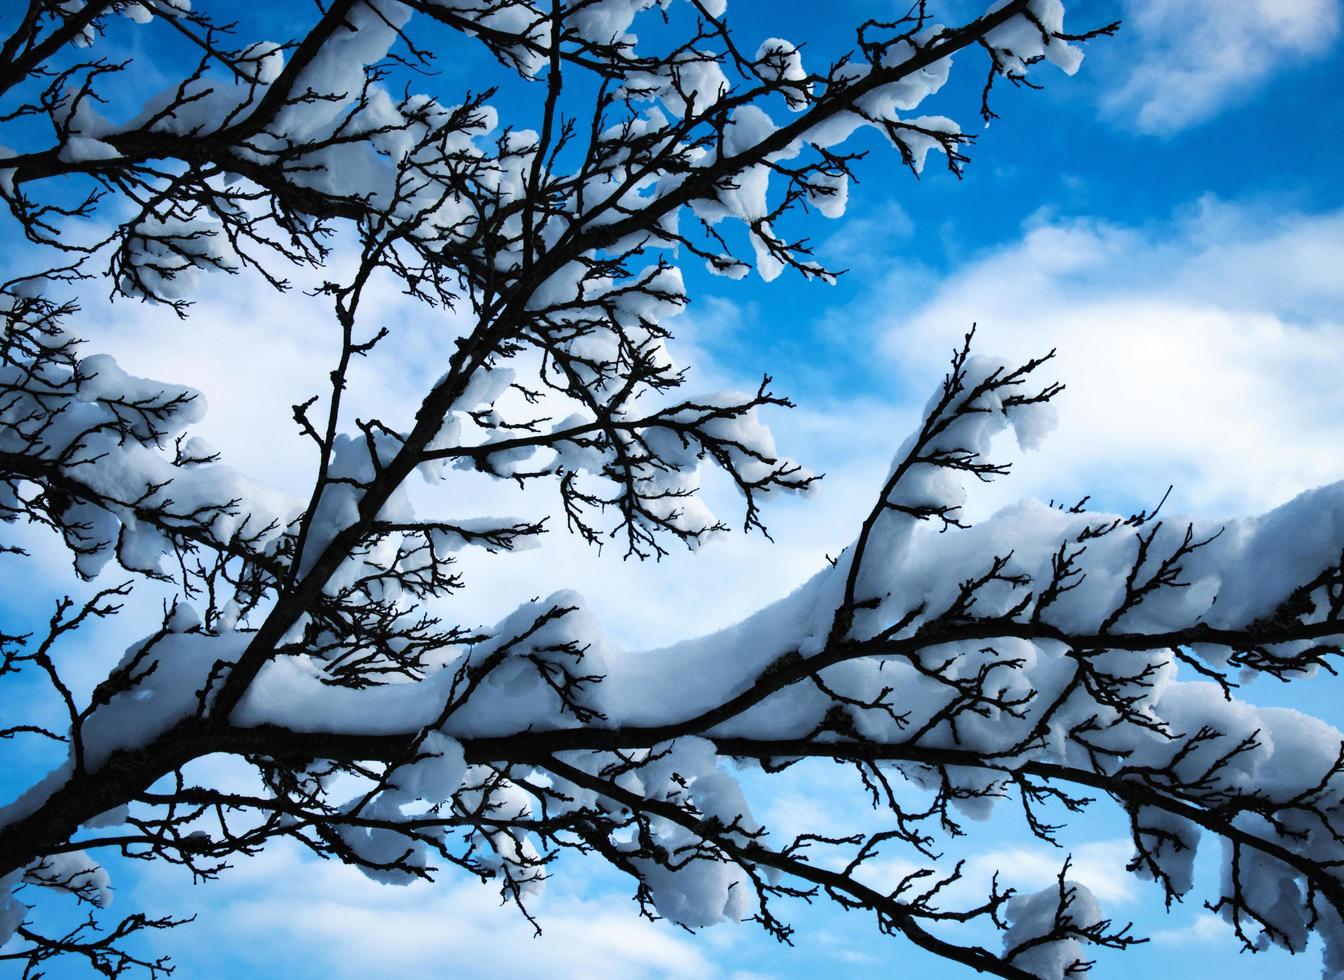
(4, 0, 1344, 977)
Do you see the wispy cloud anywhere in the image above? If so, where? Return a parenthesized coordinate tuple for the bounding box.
(859, 838, 1138, 910)
(864, 199, 1344, 521)
(1150, 913, 1230, 946)
(1103, 0, 1341, 134)
(133, 842, 714, 980)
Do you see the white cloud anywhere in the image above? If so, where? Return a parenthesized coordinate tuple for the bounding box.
(859, 838, 1138, 911)
(1103, 0, 1341, 133)
(1150, 913, 1230, 946)
(73, 260, 453, 499)
(867, 200, 1344, 522)
(133, 842, 714, 980)
(966, 839, 1138, 905)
